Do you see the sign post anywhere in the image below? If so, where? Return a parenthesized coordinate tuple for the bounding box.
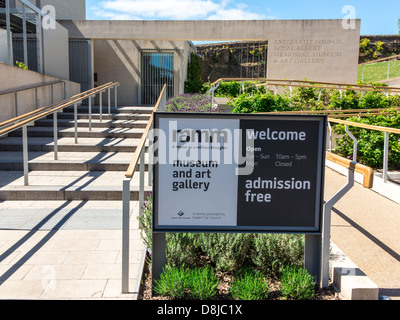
(152, 113, 327, 286)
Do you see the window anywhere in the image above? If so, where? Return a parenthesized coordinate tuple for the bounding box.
(141, 51, 174, 105)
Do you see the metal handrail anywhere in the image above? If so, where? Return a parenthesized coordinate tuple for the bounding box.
(322, 150, 374, 288)
(328, 118, 400, 135)
(359, 53, 400, 66)
(326, 151, 374, 188)
(125, 84, 167, 178)
(328, 118, 400, 184)
(211, 77, 400, 91)
(0, 82, 114, 131)
(258, 107, 400, 116)
(122, 84, 167, 294)
(0, 80, 67, 118)
(0, 82, 118, 136)
(208, 78, 400, 96)
(0, 80, 64, 96)
(0, 82, 120, 186)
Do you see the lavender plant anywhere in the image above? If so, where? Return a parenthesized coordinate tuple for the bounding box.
(166, 93, 223, 113)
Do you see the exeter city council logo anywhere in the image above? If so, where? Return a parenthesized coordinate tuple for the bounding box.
(177, 211, 185, 217)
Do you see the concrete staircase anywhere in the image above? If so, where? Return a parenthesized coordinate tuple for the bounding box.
(0, 105, 152, 202)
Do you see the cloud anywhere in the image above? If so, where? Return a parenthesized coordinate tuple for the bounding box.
(93, 0, 271, 20)
(207, 8, 266, 20)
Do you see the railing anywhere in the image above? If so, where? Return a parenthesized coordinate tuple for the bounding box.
(0, 80, 66, 117)
(0, 82, 120, 186)
(207, 78, 400, 98)
(121, 84, 167, 294)
(257, 107, 400, 120)
(359, 54, 400, 82)
(321, 151, 374, 287)
(327, 118, 400, 184)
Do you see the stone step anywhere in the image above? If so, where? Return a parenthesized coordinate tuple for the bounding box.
(8, 126, 145, 139)
(0, 151, 149, 171)
(0, 200, 137, 230)
(0, 137, 147, 152)
(62, 105, 154, 115)
(0, 171, 151, 201)
(52, 112, 151, 121)
(33, 118, 149, 129)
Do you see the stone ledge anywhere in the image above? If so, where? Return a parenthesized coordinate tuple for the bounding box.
(330, 243, 379, 300)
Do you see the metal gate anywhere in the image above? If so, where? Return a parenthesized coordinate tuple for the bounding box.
(69, 39, 92, 100)
(141, 51, 174, 105)
(12, 38, 38, 72)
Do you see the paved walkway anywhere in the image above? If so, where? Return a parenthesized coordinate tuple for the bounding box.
(325, 168, 400, 300)
(0, 167, 399, 299)
(0, 200, 144, 300)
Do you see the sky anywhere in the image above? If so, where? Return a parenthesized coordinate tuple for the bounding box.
(86, 0, 400, 36)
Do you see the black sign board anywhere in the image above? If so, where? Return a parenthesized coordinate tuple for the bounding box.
(153, 113, 326, 234)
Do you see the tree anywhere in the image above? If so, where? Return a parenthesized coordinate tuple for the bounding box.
(184, 53, 203, 93)
(398, 18, 400, 34)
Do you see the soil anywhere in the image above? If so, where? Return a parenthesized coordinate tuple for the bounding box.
(138, 263, 339, 301)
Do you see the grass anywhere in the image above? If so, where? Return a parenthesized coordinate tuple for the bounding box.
(358, 60, 400, 83)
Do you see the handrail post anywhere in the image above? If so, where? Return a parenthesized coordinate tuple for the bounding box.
(35, 87, 38, 109)
(139, 148, 145, 221)
(74, 103, 78, 144)
(14, 92, 18, 117)
(22, 125, 29, 186)
(345, 125, 357, 162)
(51, 84, 54, 105)
(108, 88, 111, 115)
(122, 177, 131, 294)
(327, 122, 332, 152)
(115, 84, 118, 109)
(99, 90, 103, 123)
(88, 95, 92, 132)
(383, 132, 389, 183)
(148, 126, 153, 187)
(321, 163, 356, 288)
(53, 111, 58, 160)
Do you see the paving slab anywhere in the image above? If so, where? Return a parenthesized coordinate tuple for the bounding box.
(0, 200, 145, 300)
(325, 167, 400, 300)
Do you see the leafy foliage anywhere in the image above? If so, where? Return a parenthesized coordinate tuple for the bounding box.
(280, 266, 316, 300)
(153, 266, 219, 300)
(166, 93, 218, 113)
(185, 53, 204, 93)
(197, 233, 252, 273)
(252, 234, 305, 277)
(186, 266, 219, 300)
(15, 61, 28, 70)
(230, 268, 270, 300)
(153, 266, 189, 299)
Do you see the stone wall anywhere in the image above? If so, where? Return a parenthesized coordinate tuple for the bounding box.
(197, 35, 400, 82)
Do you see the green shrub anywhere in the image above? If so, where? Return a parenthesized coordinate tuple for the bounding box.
(187, 266, 219, 300)
(153, 266, 189, 299)
(15, 61, 28, 70)
(230, 268, 270, 300)
(137, 194, 153, 265)
(166, 233, 200, 269)
(251, 234, 305, 277)
(231, 92, 293, 113)
(154, 266, 218, 300)
(280, 266, 316, 300)
(329, 90, 359, 110)
(359, 91, 390, 109)
(198, 233, 252, 272)
(184, 53, 203, 93)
